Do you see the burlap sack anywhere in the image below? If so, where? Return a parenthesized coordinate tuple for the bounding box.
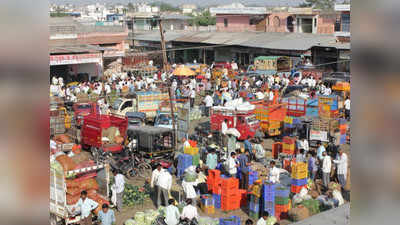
(56, 155, 77, 171)
(289, 205, 310, 222)
(79, 178, 99, 191)
(55, 134, 71, 144)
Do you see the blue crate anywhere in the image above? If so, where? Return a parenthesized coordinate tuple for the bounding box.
(201, 195, 214, 206)
(340, 135, 347, 145)
(177, 154, 192, 170)
(292, 118, 301, 125)
(263, 183, 276, 192)
(275, 188, 290, 198)
(261, 200, 275, 216)
(291, 178, 308, 186)
(213, 194, 221, 209)
(249, 201, 260, 212)
(284, 123, 295, 128)
(219, 216, 240, 225)
(263, 191, 275, 202)
(265, 206, 275, 217)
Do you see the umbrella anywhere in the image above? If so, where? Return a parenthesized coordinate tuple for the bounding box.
(173, 66, 196, 77)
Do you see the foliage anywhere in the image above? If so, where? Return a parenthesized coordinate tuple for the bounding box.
(50, 12, 70, 17)
(188, 10, 216, 26)
(299, 0, 336, 10)
(123, 183, 150, 207)
(150, 2, 180, 12)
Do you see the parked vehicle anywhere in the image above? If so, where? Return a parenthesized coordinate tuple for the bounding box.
(81, 107, 128, 162)
(126, 112, 146, 129)
(50, 163, 110, 225)
(247, 56, 292, 76)
(210, 107, 260, 140)
(254, 103, 287, 137)
(73, 102, 93, 128)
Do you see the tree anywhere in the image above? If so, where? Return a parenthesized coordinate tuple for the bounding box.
(150, 2, 179, 12)
(189, 10, 216, 26)
(127, 3, 135, 11)
(299, 0, 336, 10)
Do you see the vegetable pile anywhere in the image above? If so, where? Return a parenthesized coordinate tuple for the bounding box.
(123, 183, 150, 207)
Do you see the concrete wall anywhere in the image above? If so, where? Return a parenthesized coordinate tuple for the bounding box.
(265, 12, 289, 32)
(216, 15, 256, 32)
(317, 14, 336, 34)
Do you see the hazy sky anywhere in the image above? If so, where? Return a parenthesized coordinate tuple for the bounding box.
(50, 0, 306, 7)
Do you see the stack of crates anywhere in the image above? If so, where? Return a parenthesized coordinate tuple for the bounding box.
(200, 194, 215, 214)
(275, 186, 290, 220)
(207, 170, 221, 193)
(282, 136, 296, 155)
(291, 162, 308, 193)
(262, 183, 276, 217)
(177, 154, 192, 178)
(221, 177, 240, 211)
(212, 194, 221, 209)
(184, 146, 199, 155)
(339, 120, 347, 145)
(248, 194, 260, 220)
(239, 189, 248, 207)
(192, 154, 200, 166)
(249, 170, 259, 186)
(219, 216, 240, 225)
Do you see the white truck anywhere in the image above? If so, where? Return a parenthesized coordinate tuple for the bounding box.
(111, 91, 169, 121)
(50, 162, 110, 225)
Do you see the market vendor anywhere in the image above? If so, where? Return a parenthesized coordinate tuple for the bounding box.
(181, 199, 198, 221)
(72, 191, 99, 225)
(268, 161, 280, 184)
(194, 167, 208, 195)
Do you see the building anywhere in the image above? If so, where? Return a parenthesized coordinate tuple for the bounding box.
(210, 5, 268, 32)
(211, 5, 336, 34)
(334, 4, 350, 42)
(161, 14, 191, 31)
(136, 3, 159, 13)
(49, 17, 129, 80)
(181, 4, 197, 14)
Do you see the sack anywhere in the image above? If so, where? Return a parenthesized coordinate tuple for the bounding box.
(79, 178, 99, 191)
(67, 186, 81, 196)
(66, 194, 80, 205)
(289, 206, 310, 221)
(114, 135, 124, 145)
(70, 153, 90, 164)
(56, 155, 77, 171)
(55, 134, 71, 144)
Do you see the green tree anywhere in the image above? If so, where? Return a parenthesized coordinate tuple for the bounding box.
(189, 10, 216, 26)
(150, 2, 179, 12)
(299, 0, 336, 10)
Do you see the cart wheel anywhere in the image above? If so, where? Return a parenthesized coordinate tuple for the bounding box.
(138, 163, 152, 178)
(126, 168, 137, 179)
(91, 147, 101, 163)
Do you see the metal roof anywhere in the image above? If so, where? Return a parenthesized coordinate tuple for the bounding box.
(132, 31, 342, 51)
(49, 44, 118, 54)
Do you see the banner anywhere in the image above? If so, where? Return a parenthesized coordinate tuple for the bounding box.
(310, 130, 328, 142)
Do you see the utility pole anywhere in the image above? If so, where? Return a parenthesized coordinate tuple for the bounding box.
(158, 16, 168, 72)
(203, 48, 206, 64)
(168, 87, 177, 150)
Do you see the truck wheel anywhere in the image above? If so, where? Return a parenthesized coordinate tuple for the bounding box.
(91, 147, 102, 163)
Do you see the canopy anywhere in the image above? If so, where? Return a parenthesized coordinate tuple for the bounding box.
(173, 66, 196, 77)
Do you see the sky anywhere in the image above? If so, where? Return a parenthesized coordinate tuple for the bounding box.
(50, 0, 306, 7)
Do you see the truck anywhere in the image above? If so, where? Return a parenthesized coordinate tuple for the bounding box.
(210, 107, 260, 140)
(73, 102, 93, 128)
(254, 103, 287, 137)
(247, 56, 292, 76)
(81, 109, 128, 162)
(111, 91, 169, 121)
(50, 162, 110, 225)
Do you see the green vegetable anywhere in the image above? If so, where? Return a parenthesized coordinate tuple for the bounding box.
(123, 184, 150, 207)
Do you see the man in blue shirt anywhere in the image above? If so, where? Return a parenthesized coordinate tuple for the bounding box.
(206, 149, 218, 170)
(237, 149, 251, 190)
(97, 204, 115, 225)
(308, 152, 318, 181)
(243, 139, 253, 161)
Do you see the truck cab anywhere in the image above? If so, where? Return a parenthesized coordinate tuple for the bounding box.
(154, 112, 177, 129)
(73, 102, 93, 128)
(210, 107, 260, 140)
(111, 98, 137, 117)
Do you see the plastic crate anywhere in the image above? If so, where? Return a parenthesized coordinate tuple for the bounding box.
(275, 203, 290, 212)
(291, 178, 307, 186)
(249, 201, 260, 212)
(221, 198, 240, 211)
(291, 171, 308, 179)
(263, 191, 275, 202)
(283, 136, 296, 144)
(221, 177, 239, 189)
(275, 188, 290, 198)
(263, 200, 275, 211)
(219, 216, 240, 225)
(208, 170, 221, 179)
(291, 184, 307, 193)
(200, 203, 215, 214)
(275, 196, 290, 205)
(212, 194, 221, 209)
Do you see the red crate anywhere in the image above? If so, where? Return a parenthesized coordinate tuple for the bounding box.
(209, 169, 221, 179)
(290, 184, 307, 194)
(239, 189, 247, 207)
(212, 184, 222, 194)
(221, 197, 240, 211)
(283, 136, 296, 145)
(221, 178, 239, 189)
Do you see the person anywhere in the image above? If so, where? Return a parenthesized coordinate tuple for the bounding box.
(333, 149, 348, 188)
(181, 199, 198, 221)
(322, 151, 332, 189)
(194, 167, 208, 195)
(308, 152, 318, 181)
(344, 96, 350, 120)
(111, 170, 125, 211)
(268, 161, 280, 184)
(316, 141, 326, 161)
(253, 138, 265, 164)
(50, 134, 57, 153)
(221, 119, 228, 146)
(302, 138, 309, 153)
(164, 199, 180, 225)
(238, 149, 250, 189)
(227, 152, 238, 177)
(189, 88, 196, 108)
(151, 164, 164, 205)
(296, 149, 306, 163)
(244, 139, 253, 160)
(206, 149, 218, 170)
(97, 204, 115, 225)
(72, 191, 99, 225)
(245, 219, 254, 225)
(256, 211, 269, 225)
(182, 138, 191, 149)
(156, 169, 172, 207)
(203, 92, 213, 117)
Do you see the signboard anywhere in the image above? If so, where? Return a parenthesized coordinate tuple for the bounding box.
(103, 50, 125, 58)
(310, 130, 328, 142)
(50, 53, 102, 66)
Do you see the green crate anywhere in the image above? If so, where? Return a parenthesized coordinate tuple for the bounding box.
(275, 196, 290, 205)
(249, 210, 259, 220)
(192, 154, 200, 166)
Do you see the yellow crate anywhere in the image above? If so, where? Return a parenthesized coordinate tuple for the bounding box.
(184, 147, 199, 155)
(292, 162, 308, 171)
(269, 121, 281, 129)
(291, 171, 308, 179)
(283, 143, 295, 151)
(200, 203, 215, 214)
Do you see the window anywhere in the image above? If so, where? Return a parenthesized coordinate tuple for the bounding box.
(341, 13, 350, 32)
(224, 18, 228, 27)
(273, 16, 280, 27)
(120, 100, 132, 111)
(314, 18, 317, 28)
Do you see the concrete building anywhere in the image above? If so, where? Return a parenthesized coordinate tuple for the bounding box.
(181, 4, 197, 14)
(334, 4, 351, 42)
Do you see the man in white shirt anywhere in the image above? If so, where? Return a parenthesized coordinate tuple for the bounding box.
(255, 91, 265, 100)
(333, 149, 348, 189)
(156, 169, 172, 207)
(50, 134, 57, 153)
(164, 199, 180, 225)
(227, 152, 238, 177)
(221, 119, 228, 146)
(151, 164, 164, 205)
(203, 93, 213, 117)
(112, 170, 125, 211)
(268, 90, 274, 102)
(268, 161, 280, 184)
(344, 97, 350, 120)
(256, 211, 269, 225)
(322, 151, 332, 188)
(72, 191, 99, 225)
(189, 88, 196, 108)
(181, 199, 198, 221)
